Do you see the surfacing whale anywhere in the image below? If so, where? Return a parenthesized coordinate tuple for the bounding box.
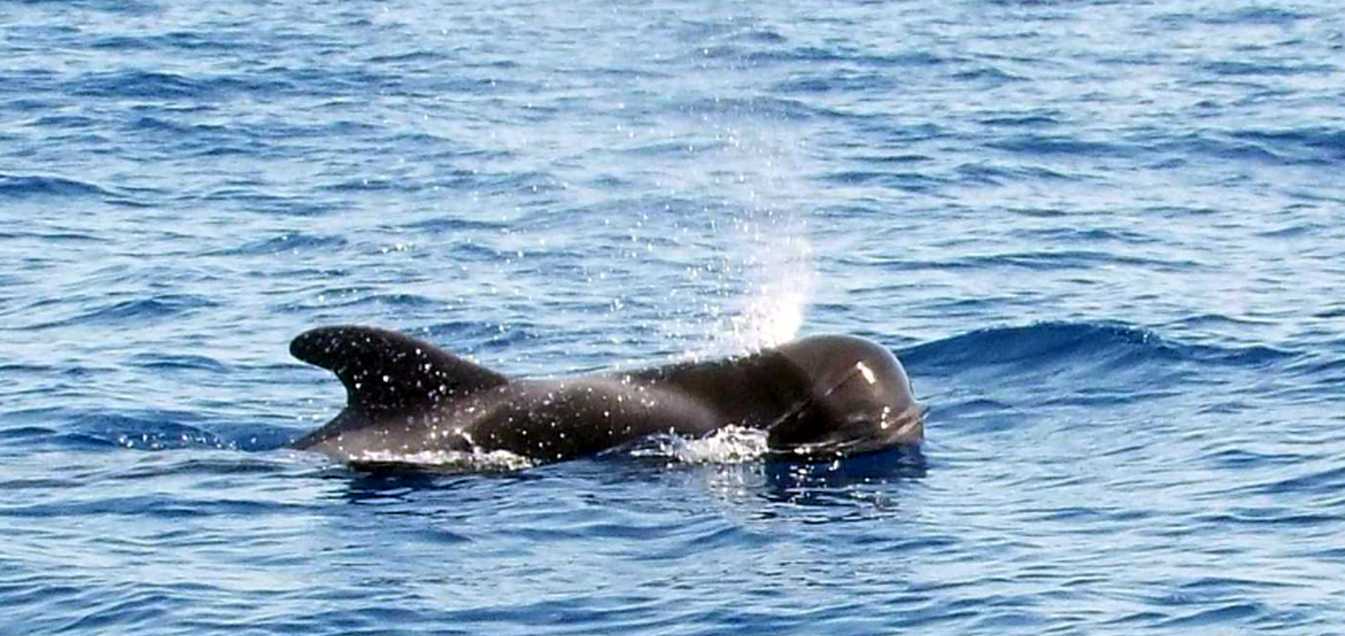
(290, 325, 923, 467)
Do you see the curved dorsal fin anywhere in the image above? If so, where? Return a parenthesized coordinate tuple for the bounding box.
(290, 325, 506, 414)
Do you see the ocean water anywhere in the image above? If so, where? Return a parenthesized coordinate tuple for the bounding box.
(3, 0, 1344, 632)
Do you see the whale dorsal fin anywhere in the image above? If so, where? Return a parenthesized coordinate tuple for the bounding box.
(290, 325, 506, 414)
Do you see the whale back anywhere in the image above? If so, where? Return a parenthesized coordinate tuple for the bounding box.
(290, 325, 506, 416)
(625, 350, 812, 427)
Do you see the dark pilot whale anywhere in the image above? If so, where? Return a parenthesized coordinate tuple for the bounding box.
(290, 325, 923, 465)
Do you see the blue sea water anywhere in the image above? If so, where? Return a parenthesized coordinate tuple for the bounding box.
(3, 0, 1345, 632)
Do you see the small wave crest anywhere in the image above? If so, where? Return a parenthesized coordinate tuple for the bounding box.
(27, 294, 218, 330)
(203, 232, 347, 256)
(0, 173, 113, 199)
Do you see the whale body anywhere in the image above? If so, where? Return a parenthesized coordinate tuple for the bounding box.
(290, 326, 923, 466)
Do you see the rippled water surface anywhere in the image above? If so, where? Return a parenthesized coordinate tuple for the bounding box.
(4, 0, 1345, 633)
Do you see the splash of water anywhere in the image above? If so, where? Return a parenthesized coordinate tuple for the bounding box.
(629, 425, 770, 464)
(724, 220, 815, 352)
(663, 123, 818, 358)
(348, 448, 536, 472)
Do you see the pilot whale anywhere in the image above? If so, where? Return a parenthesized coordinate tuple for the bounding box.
(290, 325, 923, 465)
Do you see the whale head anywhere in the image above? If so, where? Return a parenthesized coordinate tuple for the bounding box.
(766, 335, 924, 458)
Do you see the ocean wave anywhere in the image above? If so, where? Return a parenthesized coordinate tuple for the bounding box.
(670, 95, 840, 121)
(280, 282, 459, 313)
(70, 70, 220, 100)
(365, 49, 448, 65)
(0, 410, 239, 452)
(125, 353, 229, 373)
(1231, 126, 1345, 161)
(954, 162, 1079, 184)
(405, 217, 510, 233)
(203, 233, 348, 256)
(126, 115, 229, 135)
(865, 250, 1200, 273)
(0, 229, 103, 242)
(1159, 131, 1327, 165)
(1199, 60, 1335, 77)
(978, 113, 1064, 127)
(0, 173, 113, 199)
(70, 413, 233, 451)
(22, 294, 218, 330)
(987, 134, 1136, 157)
(1239, 465, 1345, 497)
(1202, 6, 1316, 24)
(820, 170, 950, 192)
(193, 190, 335, 216)
(774, 72, 899, 94)
(0, 425, 59, 443)
(950, 65, 1026, 84)
(26, 114, 97, 128)
(423, 319, 518, 342)
(4, 493, 311, 520)
(900, 322, 1296, 374)
(621, 139, 730, 157)
(747, 48, 954, 68)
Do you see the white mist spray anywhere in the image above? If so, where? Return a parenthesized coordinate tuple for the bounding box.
(692, 123, 816, 357)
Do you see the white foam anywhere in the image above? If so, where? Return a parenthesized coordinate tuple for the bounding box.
(349, 448, 536, 472)
(629, 426, 770, 465)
